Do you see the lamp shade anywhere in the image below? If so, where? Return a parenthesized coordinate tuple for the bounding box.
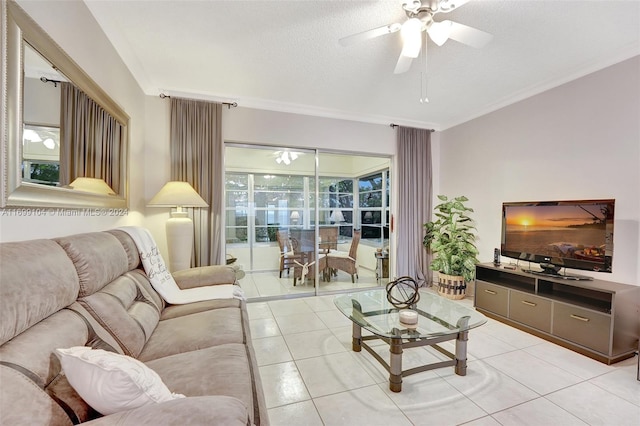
(147, 181, 208, 208)
(330, 209, 345, 223)
(69, 177, 116, 195)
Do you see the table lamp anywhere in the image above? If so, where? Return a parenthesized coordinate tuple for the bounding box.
(290, 211, 300, 226)
(147, 181, 208, 272)
(329, 209, 345, 224)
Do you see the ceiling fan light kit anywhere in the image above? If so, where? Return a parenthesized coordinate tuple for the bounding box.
(340, 0, 492, 87)
(428, 20, 453, 47)
(400, 18, 423, 58)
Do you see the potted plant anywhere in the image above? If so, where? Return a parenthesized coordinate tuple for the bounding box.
(423, 195, 479, 299)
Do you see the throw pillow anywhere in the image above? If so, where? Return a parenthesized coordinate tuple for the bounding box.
(55, 346, 185, 415)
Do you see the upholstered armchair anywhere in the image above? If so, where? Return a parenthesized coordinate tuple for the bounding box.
(326, 230, 361, 283)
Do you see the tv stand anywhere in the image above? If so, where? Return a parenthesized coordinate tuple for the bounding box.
(522, 269, 593, 281)
(474, 263, 639, 364)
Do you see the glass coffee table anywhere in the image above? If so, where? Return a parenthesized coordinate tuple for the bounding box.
(334, 289, 487, 392)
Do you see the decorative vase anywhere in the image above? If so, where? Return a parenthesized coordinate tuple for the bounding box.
(437, 273, 466, 300)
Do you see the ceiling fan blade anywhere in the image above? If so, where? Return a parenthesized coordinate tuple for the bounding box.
(339, 23, 401, 47)
(437, 0, 471, 13)
(394, 53, 413, 74)
(447, 21, 493, 48)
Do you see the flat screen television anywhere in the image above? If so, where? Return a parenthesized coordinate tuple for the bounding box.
(501, 199, 615, 280)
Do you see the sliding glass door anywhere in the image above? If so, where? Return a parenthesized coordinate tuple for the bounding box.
(315, 152, 391, 295)
(225, 144, 391, 300)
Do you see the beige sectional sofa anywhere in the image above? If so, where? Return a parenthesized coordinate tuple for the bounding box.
(0, 229, 268, 425)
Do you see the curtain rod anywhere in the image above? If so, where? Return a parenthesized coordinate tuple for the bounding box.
(159, 93, 237, 109)
(390, 123, 435, 132)
(40, 76, 63, 87)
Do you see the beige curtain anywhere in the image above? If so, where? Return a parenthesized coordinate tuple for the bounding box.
(170, 97, 224, 267)
(396, 126, 433, 286)
(59, 82, 122, 191)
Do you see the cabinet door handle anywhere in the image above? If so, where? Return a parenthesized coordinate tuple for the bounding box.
(570, 314, 590, 322)
(521, 300, 537, 307)
(484, 289, 497, 295)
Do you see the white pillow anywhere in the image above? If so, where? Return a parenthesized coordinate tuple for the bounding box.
(55, 346, 185, 415)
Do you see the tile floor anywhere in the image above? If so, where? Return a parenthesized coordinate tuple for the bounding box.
(248, 290, 640, 426)
(240, 268, 380, 299)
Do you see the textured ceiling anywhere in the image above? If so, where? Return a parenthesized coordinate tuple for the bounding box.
(85, 0, 640, 130)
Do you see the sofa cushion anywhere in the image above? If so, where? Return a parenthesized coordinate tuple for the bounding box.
(83, 395, 251, 426)
(55, 233, 130, 298)
(139, 307, 245, 362)
(160, 298, 241, 320)
(56, 347, 185, 416)
(146, 343, 266, 426)
(0, 239, 79, 345)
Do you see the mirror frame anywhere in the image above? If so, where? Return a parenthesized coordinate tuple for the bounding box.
(1, 0, 129, 208)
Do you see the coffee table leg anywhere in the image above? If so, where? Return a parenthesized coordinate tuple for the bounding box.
(389, 337, 403, 392)
(455, 316, 470, 376)
(352, 322, 362, 352)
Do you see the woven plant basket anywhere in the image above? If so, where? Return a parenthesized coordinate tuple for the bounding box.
(437, 273, 467, 300)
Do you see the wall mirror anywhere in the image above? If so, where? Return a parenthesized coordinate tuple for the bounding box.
(1, 0, 129, 208)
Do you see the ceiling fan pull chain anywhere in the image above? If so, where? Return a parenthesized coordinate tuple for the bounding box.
(420, 32, 429, 103)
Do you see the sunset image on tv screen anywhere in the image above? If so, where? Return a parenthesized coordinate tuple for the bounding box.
(503, 202, 613, 262)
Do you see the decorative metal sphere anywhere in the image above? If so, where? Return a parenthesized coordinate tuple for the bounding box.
(386, 276, 420, 309)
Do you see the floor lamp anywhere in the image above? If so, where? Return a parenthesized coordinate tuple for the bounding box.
(148, 181, 208, 272)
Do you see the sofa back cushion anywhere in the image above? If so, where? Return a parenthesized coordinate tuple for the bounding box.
(78, 270, 163, 357)
(0, 365, 73, 426)
(55, 232, 131, 298)
(0, 239, 79, 346)
(54, 231, 165, 357)
(0, 305, 123, 424)
(107, 229, 143, 271)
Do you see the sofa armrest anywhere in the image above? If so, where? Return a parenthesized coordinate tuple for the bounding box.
(84, 396, 251, 426)
(172, 265, 237, 289)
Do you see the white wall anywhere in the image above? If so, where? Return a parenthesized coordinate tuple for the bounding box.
(438, 56, 640, 286)
(23, 76, 59, 125)
(0, 1, 146, 242)
(224, 107, 396, 154)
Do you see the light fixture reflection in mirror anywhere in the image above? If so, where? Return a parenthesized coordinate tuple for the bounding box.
(68, 177, 116, 196)
(330, 209, 345, 223)
(290, 211, 300, 225)
(275, 150, 301, 165)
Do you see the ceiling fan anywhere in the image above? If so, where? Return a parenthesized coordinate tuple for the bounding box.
(339, 0, 493, 74)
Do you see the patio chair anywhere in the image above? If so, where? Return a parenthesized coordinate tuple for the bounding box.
(276, 230, 302, 278)
(326, 230, 361, 283)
